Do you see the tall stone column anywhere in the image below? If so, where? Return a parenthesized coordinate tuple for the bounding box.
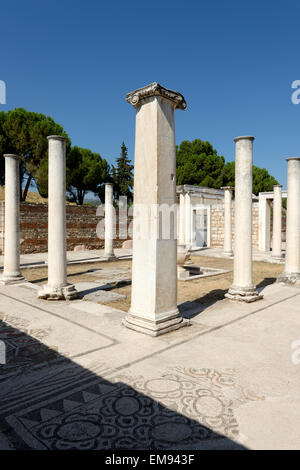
(258, 195, 271, 252)
(225, 136, 262, 302)
(278, 158, 300, 283)
(221, 186, 233, 256)
(272, 185, 282, 260)
(123, 82, 187, 336)
(104, 183, 116, 260)
(38, 136, 77, 300)
(178, 191, 185, 245)
(0, 154, 24, 284)
(184, 191, 192, 248)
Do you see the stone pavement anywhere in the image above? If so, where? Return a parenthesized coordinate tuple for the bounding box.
(193, 247, 285, 264)
(0, 275, 299, 449)
(0, 248, 132, 270)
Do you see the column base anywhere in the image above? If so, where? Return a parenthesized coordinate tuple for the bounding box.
(38, 283, 78, 301)
(0, 272, 25, 285)
(122, 309, 189, 336)
(277, 272, 300, 285)
(224, 251, 233, 257)
(102, 253, 117, 261)
(271, 254, 283, 261)
(225, 285, 263, 303)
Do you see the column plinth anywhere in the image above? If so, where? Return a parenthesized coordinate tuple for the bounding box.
(123, 82, 188, 336)
(38, 136, 77, 301)
(277, 158, 300, 284)
(221, 186, 233, 257)
(103, 183, 116, 260)
(225, 136, 262, 302)
(0, 154, 25, 285)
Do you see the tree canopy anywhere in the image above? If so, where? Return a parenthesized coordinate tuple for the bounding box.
(66, 146, 110, 205)
(0, 108, 69, 200)
(176, 138, 279, 194)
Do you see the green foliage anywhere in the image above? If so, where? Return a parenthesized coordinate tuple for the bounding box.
(0, 108, 69, 200)
(176, 139, 225, 188)
(176, 138, 279, 194)
(112, 142, 134, 201)
(66, 146, 110, 205)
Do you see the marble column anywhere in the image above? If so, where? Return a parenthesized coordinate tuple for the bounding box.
(178, 191, 185, 245)
(184, 191, 192, 248)
(123, 82, 188, 336)
(221, 186, 233, 257)
(278, 158, 300, 283)
(258, 194, 271, 252)
(272, 185, 282, 260)
(225, 136, 262, 302)
(0, 154, 24, 284)
(38, 136, 77, 300)
(104, 183, 116, 260)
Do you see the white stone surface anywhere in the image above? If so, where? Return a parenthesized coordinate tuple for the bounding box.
(104, 183, 116, 260)
(0, 154, 24, 284)
(258, 194, 271, 252)
(226, 136, 262, 302)
(278, 158, 300, 283)
(221, 186, 233, 256)
(38, 136, 77, 300)
(123, 82, 188, 335)
(272, 185, 282, 259)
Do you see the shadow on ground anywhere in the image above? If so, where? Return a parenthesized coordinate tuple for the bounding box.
(0, 314, 245, 450)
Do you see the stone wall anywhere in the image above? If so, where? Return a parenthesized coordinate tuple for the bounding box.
(210, 202, 286, 249)
(210, 202, 258, 249)
(0, 202, 133, 254)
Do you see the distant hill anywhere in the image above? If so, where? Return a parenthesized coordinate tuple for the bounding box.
(0, 186, 48, 204)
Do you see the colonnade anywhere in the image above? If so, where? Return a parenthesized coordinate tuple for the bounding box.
(0, 81, 298, 336)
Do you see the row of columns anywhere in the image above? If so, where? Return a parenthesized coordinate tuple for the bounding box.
(1, 81, 300, 337)
(0, 138, 116, 300)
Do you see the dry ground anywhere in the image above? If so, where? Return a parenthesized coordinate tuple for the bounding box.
(25, 255, 284, 312)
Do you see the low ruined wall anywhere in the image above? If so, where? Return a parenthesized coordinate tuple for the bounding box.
(0, 202, 133, 254)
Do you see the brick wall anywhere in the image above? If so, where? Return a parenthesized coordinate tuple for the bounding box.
(0, 202, 133, 254)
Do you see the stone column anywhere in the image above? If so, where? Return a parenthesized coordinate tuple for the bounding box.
(38, 136, 77, 300)
(278, 158, 300, 283)
(123, 82, 187, 336)
(272, 185, 282, 260)
(258, 194, 271, 252)
(221, 186, 233, 256)
(104, 183, 116, 260)
(178, 191, 185, 245)
(226, 136, 262, 302)
(0, 154, 24, 284)
(184, 191, 192, 248)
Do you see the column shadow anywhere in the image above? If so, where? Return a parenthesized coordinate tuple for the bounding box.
(0, 314, 246, 450)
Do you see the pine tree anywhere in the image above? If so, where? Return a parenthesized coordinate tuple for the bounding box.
(113, 142, 134, 202)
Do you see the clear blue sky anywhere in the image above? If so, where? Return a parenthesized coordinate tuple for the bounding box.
(1, 0, 300, 188)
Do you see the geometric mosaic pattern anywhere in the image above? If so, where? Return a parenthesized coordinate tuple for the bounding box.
(0, 361, 264, 449)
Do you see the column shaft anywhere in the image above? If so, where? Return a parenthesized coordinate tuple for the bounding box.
(221, 187, 233, 256)
(0, 155, 24, 284)
(272, 185, 282, 259)
(104, 183, 116, 259)
(123, 82, 187, 336)
(178, 192, 185, 245)
(38, 136, 77, 300)
(184, 192, 192, 247)
(226, 136, 262, 302)
(278, 158, 300, 283)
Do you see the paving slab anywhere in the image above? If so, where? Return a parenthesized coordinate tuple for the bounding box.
(0, 280, 299, 449)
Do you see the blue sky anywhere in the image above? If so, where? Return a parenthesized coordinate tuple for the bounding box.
(1, 0, 300, 188)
